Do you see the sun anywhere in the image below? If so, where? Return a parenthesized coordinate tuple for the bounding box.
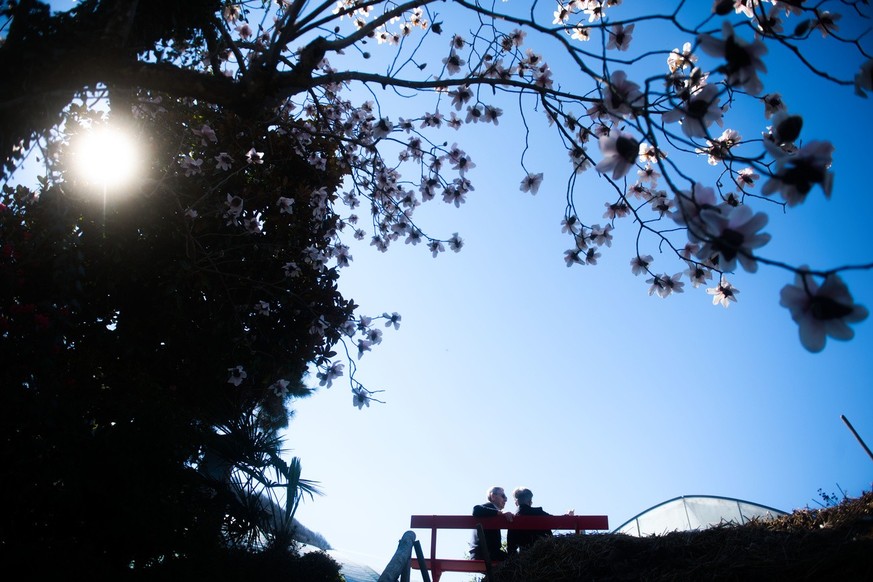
(73, 125, 140, 189)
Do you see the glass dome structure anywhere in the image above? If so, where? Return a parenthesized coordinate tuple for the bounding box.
(614, 495, 788, 537)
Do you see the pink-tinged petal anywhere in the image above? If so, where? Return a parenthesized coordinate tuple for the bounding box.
(846, 305, 870, 324)
(824, 319, 855, 341)
(798, 319, 827, 353)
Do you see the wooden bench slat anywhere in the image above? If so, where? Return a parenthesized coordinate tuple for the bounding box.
(411, 558, 487, 574)
(410, 514, 609, 531)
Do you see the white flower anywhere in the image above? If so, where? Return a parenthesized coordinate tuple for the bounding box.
(596, 129, 639, 180)
(686, 263, 713, 288)
(383, 312, 402, 329)
(671, 182, 718, 227)
(356, 339, 372, 359)
(225, 194, 244, 218)
(630, 254, 653, 276)
(246, 147, 264, 164)
(706, 276, 739, 308)
(269, 379, 291, 397)
(647, 273, 684, 298)
(571, 23, 590, 42)
(214, 152, 234, 171)
(180, 154, 203, 177)
(779, 269, 869, 353)
(442, 51, 465, 75)
(736, 167, 759, 191)
(854, 59, 873, 98)
(661, 84, 724, 138)
(698, 21, 767, 95)
(192, 124, 217, 145)
(352, 387, 372, 409)
(227, 365, 247, 386)
(520, 172, 544, 194)
(695, 204, 771, 273)
(603, 70, 643, 119)
(553, 3, 570, 25)
(760, 140, 834, 206)
(762, 93, 786, 119)
(277, 196, 295, 214)
(448, 232, 464, 252)
(450, 85, 473, 111)
(606, 23, 634, 51)
(317, 362, 345, 388)
(564, 249, 584, 267)
(667, 42, 697, 73)
(811, 11, 841, 38)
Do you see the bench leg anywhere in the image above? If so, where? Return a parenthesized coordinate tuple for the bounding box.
(476, 524, 494, 581)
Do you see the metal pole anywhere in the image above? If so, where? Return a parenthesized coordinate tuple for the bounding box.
(412, 539, 431, 582)
(841, 415, 873, 463)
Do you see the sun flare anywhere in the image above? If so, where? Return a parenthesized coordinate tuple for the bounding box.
(73, 126, 140, 188)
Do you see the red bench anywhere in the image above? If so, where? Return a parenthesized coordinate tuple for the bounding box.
(408, 514, 609, 581)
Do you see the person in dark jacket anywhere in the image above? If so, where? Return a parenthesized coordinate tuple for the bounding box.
(470, 486, 514, 561)
(506, 487, 553, 555)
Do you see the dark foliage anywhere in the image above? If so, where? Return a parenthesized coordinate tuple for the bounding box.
(490, 490, 873, 582)
(0, 93, 354, 574)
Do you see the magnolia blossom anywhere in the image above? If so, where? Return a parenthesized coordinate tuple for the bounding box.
(192, 124, 217, 145)
(225, 194, 243, 220)
(661, 84, 724, 138)
(765, 112, 803, 152)
(277, 196, 294, 214)
(695, 204, 771, 273)
(442, 51, 465, 75)
(596, 129, 639, 180)
(571, 23, 590, 42)
(606, 23, 634, 51)
(854, 59, 873, 97)
(638, 164, 660, 184)
(603, 70, 643, 119)
(686, 263, 713, 288)
(269, 379, 290, 397)
(317, 362, 345, 388)
(352, 386, 372, 409)
(667, 42, 697, 72)
(520, 172, 544, 194)
(735, 167, 759, 190)
(762, 93, 786, 119)
(698, 128, 741, 166)
(812, 11, 841, 38)
(564, 248, 584, 267)
(779, 269, 869, 353)
(246, 147, 264, 164)
(180, 154, 203, 176)
(698, 21, 767, 95)
(214, 152, 233, 170)
(630, 254, 653, 276)
(227, 365, 247, 386)
(647, 273, 684, 298)
(761, 140, 834, 206)
(670, 182, 717, 228)
(706, 276, 739, 308)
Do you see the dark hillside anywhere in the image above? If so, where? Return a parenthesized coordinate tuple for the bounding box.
(490, 490, 873, 582)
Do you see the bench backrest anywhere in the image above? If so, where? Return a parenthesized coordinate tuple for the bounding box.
(410, 514, 609, 531)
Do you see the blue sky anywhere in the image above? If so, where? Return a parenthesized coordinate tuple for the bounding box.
(20, 1, 873, 579)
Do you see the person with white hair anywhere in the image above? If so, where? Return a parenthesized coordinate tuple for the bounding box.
(469, 485, 514, 561)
